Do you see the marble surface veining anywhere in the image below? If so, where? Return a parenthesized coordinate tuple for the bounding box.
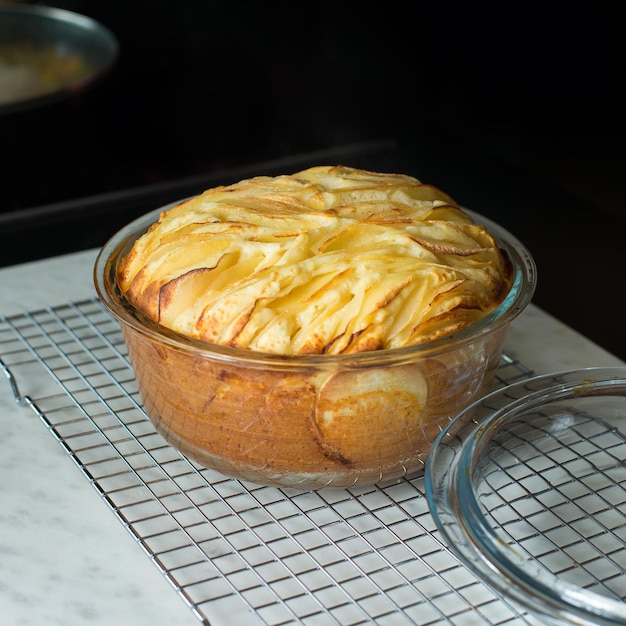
(0, 249, 624, 626)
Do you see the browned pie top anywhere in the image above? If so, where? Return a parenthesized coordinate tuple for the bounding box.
(118, 165, 513, 354)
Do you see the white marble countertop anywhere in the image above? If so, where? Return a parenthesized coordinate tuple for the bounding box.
(1, 248, 624, 626)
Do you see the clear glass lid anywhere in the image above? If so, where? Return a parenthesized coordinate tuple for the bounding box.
(426, 367, 626, 626)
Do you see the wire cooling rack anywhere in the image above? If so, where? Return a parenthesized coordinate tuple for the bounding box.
(1, 298, 541, 626)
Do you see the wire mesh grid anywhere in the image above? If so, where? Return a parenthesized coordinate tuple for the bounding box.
(1, 297, 541, 626)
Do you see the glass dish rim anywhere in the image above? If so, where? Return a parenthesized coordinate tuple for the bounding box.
(94, 201, 537, 368)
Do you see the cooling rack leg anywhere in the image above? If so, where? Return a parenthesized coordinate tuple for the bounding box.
(0, 358, 27, 406)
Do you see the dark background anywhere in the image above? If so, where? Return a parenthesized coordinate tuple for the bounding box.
(2, 2, 625, 360)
